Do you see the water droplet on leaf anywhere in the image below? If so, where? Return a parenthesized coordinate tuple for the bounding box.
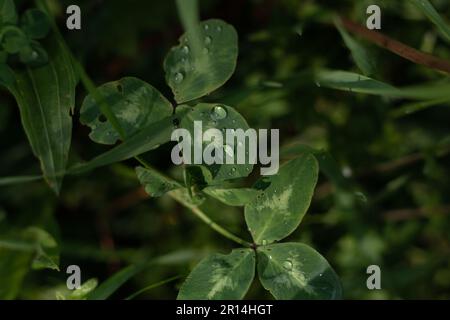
(283, 260, 293, 270)
(174, 72, 184, 83)
(181, 46, 189, 54)
(210, 105, 227, 120)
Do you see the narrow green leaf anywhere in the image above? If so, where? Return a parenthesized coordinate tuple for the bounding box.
(389, 97, 450, 118)
(125, 275, 182, 300)
(0, 0, 18, 25)
(0, 248, 32, 299)
(245, 154, 319, 245)
(70, 114, 183, 175)
(6, 32, 77, 193)
(164, 19, 238, 103)
(410, 0, 450, 44)
(88, 249, 200, 300)
(80, 77, 173, 145)
(0, 175, 42, 186)
(257, 243, 342, 300)
(316, 70, 450, 100)
(175, 0, 200, 43)
(136, 166, 182, 197)
(0, 62, 14, 86)
(88, 264, 145, 300)
(335, 18, 376, 75)
(178, 249, 255, 300)
(177, 103, 254, 182)
(203, 187, 258, 206)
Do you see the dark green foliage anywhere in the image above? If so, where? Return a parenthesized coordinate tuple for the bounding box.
(0, 0, 449, 300)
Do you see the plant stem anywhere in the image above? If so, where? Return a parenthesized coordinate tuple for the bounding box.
(340, 17, 450, 74)
(169, 190, 252, 248)
(125, 275, 183, 300)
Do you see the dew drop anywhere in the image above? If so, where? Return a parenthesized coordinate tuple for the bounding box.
(216, 26, 222, 32)
(210, 105, 227, 120)
(205, 36, 212, 45)
(315, 81, 321, 87)
(181, 46, 190, 54)
(204, 24, 209, 31)
(231, 167, 237, 173)
(262, 240, 268, 246)
(174, 72, 184, 83)
(283, 260, 293, 271)
(203, 47, 210, 54)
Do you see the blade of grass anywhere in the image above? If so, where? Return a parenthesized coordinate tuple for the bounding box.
(125, 275, 183, 300)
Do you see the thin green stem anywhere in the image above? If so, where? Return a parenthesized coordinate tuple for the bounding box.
(169, 191, 252, 248)
(125, 275, 183, 300)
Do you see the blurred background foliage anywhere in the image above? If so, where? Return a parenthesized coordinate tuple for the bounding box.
(0, 0, 449, 299)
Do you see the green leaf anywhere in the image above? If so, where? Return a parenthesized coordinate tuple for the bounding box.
(88, 264, 146, 300)
(80, 77, 173, 145)
(177, 103, 254, 182)
(1, 27, 29, 54)
(23, 227, 59, 271)
(0, 175, 42, 186)
(257, 243, 342, 300)
(316, 70, 450, 100)
(69, 278, 98, 300)
(88, 249, 200, 300)
(0, 0, 17, 25)
(21, 9, 51, 40)
(410, 0, 450, 44)
(6, 33, 77, 193)
(125, 275, 182, 300)
(0, 226, 60, 298)
(164, 19, 238, 103)
(203, 186, 258, 206)
(69, 114, 183, 175)
(136, 166, 182, 197)
(0, 243, 33, 299)
(245, 154, 319, 245)
(178, 249, 255, 300)
(0, 62, 14, 86)
(335, 18, 376, 75)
